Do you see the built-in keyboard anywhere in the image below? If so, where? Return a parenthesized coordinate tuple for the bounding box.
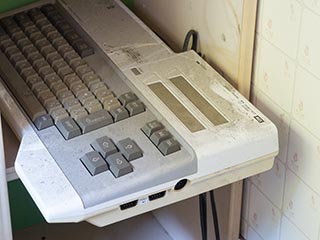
(0, 4, 146, 140)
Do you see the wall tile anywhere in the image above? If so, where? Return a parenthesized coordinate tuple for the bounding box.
(280, 216, 310, 240)
(254, 91, 290, 163)
(262, 0, 302, 58)
(283, 170, 320, 240)
(249, 185, 281, 240)
(304, 0, 320, 15)
(287, 120, 320, 194)
(256, 39, 296, 113)
(293, 67, 320, 139)
(298, 8, 320, 78)
(247, 227, 264, 240)
(251, 159, 285, 209)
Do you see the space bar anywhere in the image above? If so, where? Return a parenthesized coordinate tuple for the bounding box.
(0, 52, 53, 130)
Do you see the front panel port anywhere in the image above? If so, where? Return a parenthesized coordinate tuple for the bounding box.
(148, 191, 166, 201)
(120, 200, 138, 210)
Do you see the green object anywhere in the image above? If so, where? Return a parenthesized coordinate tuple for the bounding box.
(123, 0, 134, 10)
(0, 0, 39, 13)
(8, 180, 45, 231)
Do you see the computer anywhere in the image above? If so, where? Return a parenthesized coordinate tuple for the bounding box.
(0, 0, 278, 227)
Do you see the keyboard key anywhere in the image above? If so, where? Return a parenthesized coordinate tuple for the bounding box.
(150, 129, 172, 146)
(51, 108, 69, 123)
(34, 114, 53, 130)
(158, 138, 180, 156)
(84, 99, 102, 113)
(141, 120, 164, 137)
(95, 88, 113, 102)
(73, 40, 94, 57)
(56, 116, 81, 139)
(103, 98, 121, 111)
(81, 72, 100, 86)
(57, 90, 74, 104)
(77, 91, 95, 105)
(41, 4, 56, 15)
(110, 106, 129, 122)
(117, 138, 142, 161)
(118, 92, 138, 105)
(76, 109, 113, 133)
(44, 99, 61, 114)
(126, 100, 145, 116)
(106, 152, 132, 178)
(63, 98, 81, 112)
(81, 151, 108, 176)
(91, 136, 117, 158)
(90, 81, 107, 94)
(70, 106, 88, 120)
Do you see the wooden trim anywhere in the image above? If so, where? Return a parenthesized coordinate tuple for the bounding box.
(237, 0, 258, 99)
(227, 1, 257, 239)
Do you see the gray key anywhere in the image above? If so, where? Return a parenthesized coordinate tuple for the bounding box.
(77, 91, 95, 105)
(91, 136, 117, 158)
(70, 107, 88, 120)
(76, 109, 113, 134)
(51, 108, 69, 123)
(64, 74, 82, 89)
(81, 72, 100, 86)
(56, 117, 81, 139)
(73, 40, 94, 58)
(34, 114, 54, 130)
(84, 99, 102, 113)
(150, 129, 172, 146)
(57, 90, 74, 104)
(118, 92, 138, 105)
(117, 138, 142, 161)
(158, 138, 181, 156)
(81, 151, 108, 176)
(63, 98, 81, 112)
(75, 64, 93, 78)
(110, 106, 129, 122)
(106, 152, 132, 178)
(141, 120, 164, 137)
(44, 99, 61, 114)
(64, 51, 81, 65)
(126, 100, 145, 116)
(90, 81, 108, 94)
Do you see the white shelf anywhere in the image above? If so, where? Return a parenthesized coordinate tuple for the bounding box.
(14, 213, 172, 240)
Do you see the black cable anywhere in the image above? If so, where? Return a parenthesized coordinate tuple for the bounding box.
(182, 29, 198, 52)
(210, 190, 220, 240)
(199, 193, 207, 240)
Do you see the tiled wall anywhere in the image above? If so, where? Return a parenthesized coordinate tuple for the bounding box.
(241, 0, 320, 239)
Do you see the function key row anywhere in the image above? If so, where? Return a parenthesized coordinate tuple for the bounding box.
(142, 121, 180, 156)
(81, 136, 143, 177)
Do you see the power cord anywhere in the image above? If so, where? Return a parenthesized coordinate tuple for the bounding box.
(199, 193, 207, 240)
(182, 30, 220, 240)
(182, 29, 199, 52)
(210, 190, 220, 240)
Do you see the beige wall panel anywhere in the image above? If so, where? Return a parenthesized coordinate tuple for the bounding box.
(134, 0, 243, 84)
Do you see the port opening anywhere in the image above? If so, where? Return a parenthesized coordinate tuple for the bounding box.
(148, 191, 166, 201)
(120, 200, 138, 210)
